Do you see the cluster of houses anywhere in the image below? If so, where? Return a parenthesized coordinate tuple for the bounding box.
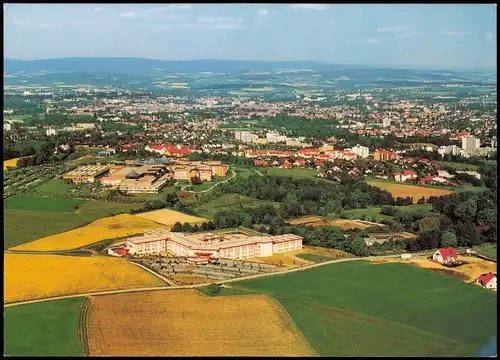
(432, 247, 496, 290)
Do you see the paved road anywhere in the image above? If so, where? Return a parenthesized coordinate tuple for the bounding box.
(3, 252, 430, 308)
(180, 170, 236, 193)
(252, 169, 263, 176)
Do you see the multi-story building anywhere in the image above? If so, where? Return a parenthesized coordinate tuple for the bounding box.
(46, 128, 58, 136)
(438, 145, 460, 157)
(373, 149, 399, 161)
(382, 118, 392, 127)
(462, 136, 480, 150)
(350, 144, 369, 158)
(266, 132, 287, 143)
(3, 123, 12, 131)
(63, 165, 109, 184)
(123, 230, 303, 261)
(235, 131, 258, 143)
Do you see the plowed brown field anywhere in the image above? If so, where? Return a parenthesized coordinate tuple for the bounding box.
(86, 289, 316, 356)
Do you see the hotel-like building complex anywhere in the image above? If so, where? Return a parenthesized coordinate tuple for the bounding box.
(114, 229, 303, 263)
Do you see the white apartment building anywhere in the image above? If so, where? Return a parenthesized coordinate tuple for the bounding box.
(266, 132, 287, 143)
(234, 130, 258, 143)
(3, 123, 12, 131)
(382, 118, 392, 127)
(438, 145, 460, 157)
(462, 136, 480, 150)
(124, 230, 303, 260)
(350, 144, 370, 158)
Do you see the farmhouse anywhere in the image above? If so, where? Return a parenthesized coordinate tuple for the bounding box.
(432, 247, 458, 265)
(62, 165, 109, 184)
(122, 229, 303, 261)
(475, 273, 497, 290)
(393, 170, 417, 182)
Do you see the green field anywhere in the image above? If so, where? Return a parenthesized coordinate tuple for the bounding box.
(329, 204, 435, 221)
(264, 167, 319, 179)
(4, 201, 141, 249)
(35, 179, 75, 196)
(4, 297, 86, 356)
(193, 194, 278, 219)
(204, 261, 496, 356)
(295, 253, 332, 263)
(478, 245, 497, 260)
(4, 195, 86, 212)
(437, 161, 479, 170)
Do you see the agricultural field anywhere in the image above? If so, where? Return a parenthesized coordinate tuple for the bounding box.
(4, 157, 20, 171)
(135, 208, 207, 227)
(4, 297, 86, 356)
(35, 179, 75, 196)
(331, 204, 436, 221)
(4, 254, 165, 303)
(410, 257, 497, 283)
(218, 261, 496, 356)
(85, 290, 315, 356)
(4, 201, 141, 250)
(367, 180, 454, 203)
(11, 213, 164, 251)
(248, 247, 352, 268)
(437, 161, 479, 170)
(288, 216, 380, 230)
(193, 194, 278, 219)
(4, 195, 86, 212)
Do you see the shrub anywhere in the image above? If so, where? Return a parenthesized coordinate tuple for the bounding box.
(207, 283, 220, 295)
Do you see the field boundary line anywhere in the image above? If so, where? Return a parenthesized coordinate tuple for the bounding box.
(78, 298, 91, 356)
(266, 295, 319, 357)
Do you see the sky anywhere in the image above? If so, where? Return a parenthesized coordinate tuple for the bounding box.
(3, 3, 497, 69)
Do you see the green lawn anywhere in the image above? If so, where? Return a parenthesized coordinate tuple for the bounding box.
(205, 261, 496, 356)
(4, 201, 141, 249)
(4, 195, 86, 212)
(437, 161, 479, 170)
(4, 297, 86, 356)
(295, 253, 332, 263)
(478, 245, 497, 260)
(35, 179, 75, 196)
(193, 194, 279, 219)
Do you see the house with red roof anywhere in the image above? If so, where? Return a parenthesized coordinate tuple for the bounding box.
(279, 161, 293, 169)
(293, 158, 305, 167)
(253, 160, 269, 167)
(419, 175, 448, 184)
(475, 273, 497, 290)
(394, 170, 417, 182)
(432, 247, 458, 265)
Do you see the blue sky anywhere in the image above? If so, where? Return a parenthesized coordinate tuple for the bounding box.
(3, 4, 497, 69)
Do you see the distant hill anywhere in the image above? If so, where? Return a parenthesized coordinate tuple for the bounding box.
(3, 58, 373, 74)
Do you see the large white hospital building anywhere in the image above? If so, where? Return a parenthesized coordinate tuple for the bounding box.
(120, 229, 303, 262)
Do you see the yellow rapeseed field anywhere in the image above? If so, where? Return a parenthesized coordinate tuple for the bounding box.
(3, 157, 20, 171)
(135, 208, 207, 228)
(367, 181, 454, 203)
(4, 254, 164, 303)
(86, 289, 316, 356)
(11, 214, 166, 251)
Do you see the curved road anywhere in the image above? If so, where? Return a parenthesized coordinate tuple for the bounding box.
(180, 170, 236, 193)
(4, 252, 431, 308)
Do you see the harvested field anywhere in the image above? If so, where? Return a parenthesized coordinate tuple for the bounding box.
(288, 216, 323, 225)
(314, 219, 374, 230)
(412, 257, 496, 282)
(135, 208, 207, 228)
(85, 290, 316, 356)
(4, 254, 164, 303)
(367, 181, 454, 203)
(11, 214, 165, 251)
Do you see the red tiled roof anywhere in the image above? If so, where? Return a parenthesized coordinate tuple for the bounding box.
(476, 273, 496, 285)
(438, 247, 457, 260)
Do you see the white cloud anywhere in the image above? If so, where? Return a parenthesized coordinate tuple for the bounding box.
(257, 9, 269, 17)
(13, 20, 58, 29)
(397, 32, 421, 39)
(121, 5, 192, 21)
(120, 12, 135, 18)
(377, 25, 413, 33)
(486, 32, 493, 41)
(197, 16, 242, 23)
(92, 7, 104, 13)
(364, 38, 379, 44)
(289, 4, 328, 11)
(438, 30, 471, 36)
